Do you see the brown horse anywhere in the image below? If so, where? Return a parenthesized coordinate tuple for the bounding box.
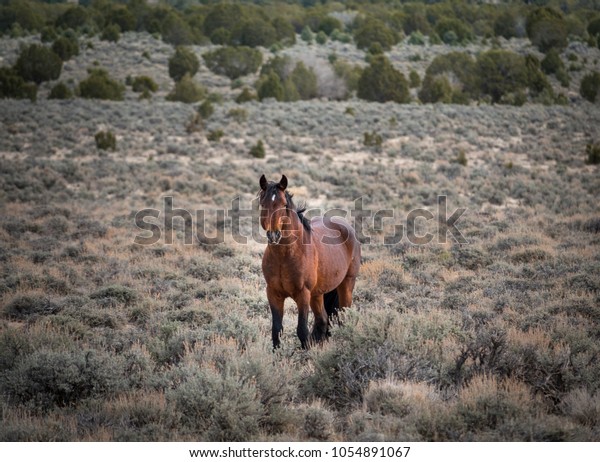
(259, 174, 361, 349)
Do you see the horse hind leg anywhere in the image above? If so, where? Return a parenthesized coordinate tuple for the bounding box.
(323, 289, 339, 325)
(337, 274, 357, 312)
(309, 293, 329, 345)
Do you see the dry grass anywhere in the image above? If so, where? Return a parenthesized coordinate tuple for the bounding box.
(1, 28, 600, 442)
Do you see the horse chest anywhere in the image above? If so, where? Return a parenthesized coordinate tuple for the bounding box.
(264, 257, 313, 296)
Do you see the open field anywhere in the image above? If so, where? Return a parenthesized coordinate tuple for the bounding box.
(2, 28, 600, 441)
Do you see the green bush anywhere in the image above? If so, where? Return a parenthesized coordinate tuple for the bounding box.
(236, 87, 257, 103)
(166, 74, 206, 104)
(316, 31, 327, 45)
(0, 67, 37, 101)
(49, 81, 72, 100)
(354, 18, 399, 51)
(419, 52, 477, 104)
(54, 6, 89, 31)
(131, 75, 158, 94)
(104, 4, 136, 33)
(419, 74, 453, 104)
(494, 10, 521, 39)
(357, 55, 410, 103)
(94, 130, 117, 152)
(203, 46, 262, 80)
(14, 44, 62, 84)
(286, 62, 318, 101)
(197, 100, 214, 119)
(169, 47, 199, 82)
(526, 7, 568, 52)
(580, 71, 600, 103)
(256, 71, 284, 101)
(207, 129, 224, 142)
(249, 140, 266, 158)
(363, 131, 383, 151)
(435, 18, 473, 45)
(588, 17, 600, 42)
(407, 31, 426, 45)
(1, 349, 127, 411)
(587, 143, 600, 165)
(101, 24, 121, 43)
(3, 294, 59, 320)
(409, 70, 421, 88)
(301, 25, 314, 43)
(476, 50, 528, 104)
(234, 18, 277, 48)
(203, 4, 244, 41)
(51, 36, 79, 62)
(78, 68, 124, 101)
(541, 49, 564, 75)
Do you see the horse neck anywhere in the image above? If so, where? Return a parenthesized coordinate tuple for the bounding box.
(278, 208, 307, 248)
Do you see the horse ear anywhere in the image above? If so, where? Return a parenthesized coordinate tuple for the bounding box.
(259, 174, 267, 191)
(278, 175, 288, 191)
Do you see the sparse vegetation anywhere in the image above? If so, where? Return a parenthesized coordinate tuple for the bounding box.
(166, 75, 205, 104)
(1, 0, 600, 445)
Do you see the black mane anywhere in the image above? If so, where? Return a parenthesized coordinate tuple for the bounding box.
(261, 182, 311, 232)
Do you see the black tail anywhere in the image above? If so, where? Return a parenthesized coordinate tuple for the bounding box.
(324, 289, 340, 323)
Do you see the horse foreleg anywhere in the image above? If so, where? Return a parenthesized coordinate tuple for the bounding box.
(267, 287, 285, 349)
(310, 293, 329, 344)
(294, 289, 311, 349)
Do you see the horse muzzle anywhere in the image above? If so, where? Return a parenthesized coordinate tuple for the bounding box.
(267, 230, 282, 245)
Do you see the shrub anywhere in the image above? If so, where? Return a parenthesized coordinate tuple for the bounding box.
(14, 44, 62, 84)
(166, 75, 206, 104)
(203, 4, 244, 40)
(228, 107, 248, 123)
(435, 18, 473, 45)
(580, 72, 600, 103)
(408, 31, 426, 45)
(207, 129, 224, 142)
(2, 349, 126, 411)
(236, 87, 257, 103)
(272, 17, 296, 46)
(54, 6, 89, 31)
(249, 140, 266, 158)
(301, 26, 314, 43)
(419, 74, 453, 103)
(90, 284, 136, 307)
(363, 131, 383, 150)
(588, 17, 600, 41)
(357, 55, 409, 103)
(586, 143, 600, 165)
(101, 24, 121, 43)
(51, 36, 79, 62)
(203, 47, 262, 80)
(78, 68, 124, 101)
(95, 130, 117, 152)
(197, 100, 214, 120)
(476, 50, 528, 104)
(541, 49, 564, 75)
(49, 81, 72, 100)
(316, 31, 327, 45)
(286, 62, 318, 101)
(526, 7, 568, 52)
(494, 10, 521, 39)
(418, 52, 477, 103)
(256, 71, 284, 101)
(169, 47, 199, 82)
(131, 75, 158, 93)
(354, 18, 398, 51)
(234, 18, 277, 48)
(0, 67, 37, 101)
(3, 294, 59, 320)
